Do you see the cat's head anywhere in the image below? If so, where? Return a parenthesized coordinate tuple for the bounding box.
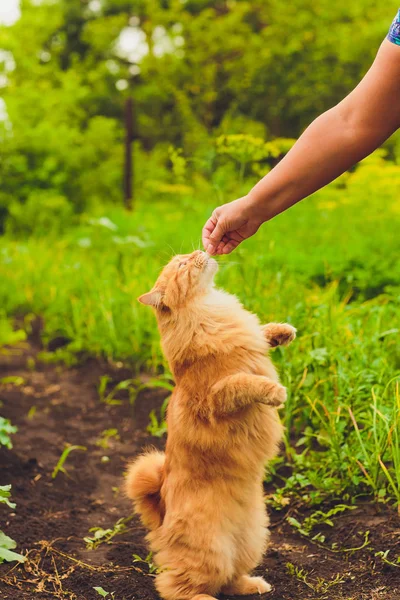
(138, 250, 218, 312)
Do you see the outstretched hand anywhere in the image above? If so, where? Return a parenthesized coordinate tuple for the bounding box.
(202, 196, 263, 255)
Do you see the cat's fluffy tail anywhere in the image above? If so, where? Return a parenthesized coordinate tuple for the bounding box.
(125, 450, 165, 530)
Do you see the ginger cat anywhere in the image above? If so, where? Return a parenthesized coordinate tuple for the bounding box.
(125, 250, 296, 600)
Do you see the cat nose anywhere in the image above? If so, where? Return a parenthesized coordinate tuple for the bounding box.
(193, 250, 206, 268)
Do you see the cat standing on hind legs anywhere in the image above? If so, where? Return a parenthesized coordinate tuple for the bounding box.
(125, 250, 296, 600)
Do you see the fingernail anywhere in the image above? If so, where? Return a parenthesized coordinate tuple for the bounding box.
(207, 244, 215, 255)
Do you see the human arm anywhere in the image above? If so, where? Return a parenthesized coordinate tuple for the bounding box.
(203, 39, 400, 255)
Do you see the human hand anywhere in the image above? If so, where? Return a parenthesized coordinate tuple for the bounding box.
(202, 196, 263, 255)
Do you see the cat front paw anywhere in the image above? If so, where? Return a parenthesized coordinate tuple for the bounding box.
(262, 323, 297, 348)
(262, 382, 287, 407)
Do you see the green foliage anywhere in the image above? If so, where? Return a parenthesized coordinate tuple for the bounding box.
(0, 316, 26, 347)
(286, 563, 346, 594)
(287, 504, 355, 540)
(96, 428, 120, 449)
(85, 516, 133, 550)
(0, 485, 16, 510)
(0, 0, 397, 228)
(216, 134, 295, 179)
(132, 551, 159, 574)
(0, 474, 24, 565)
(147, 395, 171, 438)
(6, 191, 74, 236)
(0, 417, 17, 450)
(0, 531, 26, 565)
(0, 376, 25, 386)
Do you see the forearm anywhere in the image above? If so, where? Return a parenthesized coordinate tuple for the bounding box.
(248, 109, 376, 219)
(248, 40, 400, 222)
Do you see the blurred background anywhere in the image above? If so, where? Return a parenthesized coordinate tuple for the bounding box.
(0, 0, 399, 230)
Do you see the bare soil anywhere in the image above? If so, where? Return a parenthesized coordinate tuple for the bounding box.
(0, 343, 399, 600)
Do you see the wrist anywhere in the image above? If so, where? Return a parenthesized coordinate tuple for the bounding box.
(247, 178, 293, 224)
(245, 188, 276, 225)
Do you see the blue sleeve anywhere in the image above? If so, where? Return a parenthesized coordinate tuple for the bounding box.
(388, 9, 400, 46)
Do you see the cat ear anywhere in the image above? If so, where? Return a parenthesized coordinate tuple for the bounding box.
(137, 290, 163, 307)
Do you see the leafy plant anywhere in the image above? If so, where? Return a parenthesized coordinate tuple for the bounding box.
(287, 505, 355, 541)
(85, 516, 133, 550)
(0, 417, 17, 449)
(0, 485, 16, 510)
(0, 531, 26, 565)
(0, 484, 24, 564)
(132, 551, 159, 574)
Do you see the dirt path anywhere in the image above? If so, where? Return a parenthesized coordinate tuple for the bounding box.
(0, 343, 399, 600)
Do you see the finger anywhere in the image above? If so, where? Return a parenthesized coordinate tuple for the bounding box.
(222, 239, 240, 254)
(206, 220, 226, 254)
(228, 230, 246, 243)
(216, 241, 225, 255)
(202, 215, 217, 249)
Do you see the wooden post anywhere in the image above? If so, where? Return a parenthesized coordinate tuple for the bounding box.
(124, 97, 133, 210)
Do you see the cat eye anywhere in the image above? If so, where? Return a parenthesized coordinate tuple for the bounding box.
(178, 261, 187, 268)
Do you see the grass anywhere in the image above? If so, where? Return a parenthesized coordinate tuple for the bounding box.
(0, 151, 399, 508)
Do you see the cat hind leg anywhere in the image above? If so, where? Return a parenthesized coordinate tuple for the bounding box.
(156, 570, 220, 600)
(221, 574, 272, 595)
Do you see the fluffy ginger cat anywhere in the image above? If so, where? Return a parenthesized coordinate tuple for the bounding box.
(125, 250, 296, 600)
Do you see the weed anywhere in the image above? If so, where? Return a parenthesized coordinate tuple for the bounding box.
(331, 530, 370, 554)
(0, 417, 17, 449)
(0, 531, 26, 564)
(27, 405, 37, 419)
(0, 485, 15, 510)
(0, 486, 24, 564)
(147, 394, 171, 437)
(0, 376, 25, 386)
(84, 516, 133, 550)
(286, 562, 346, 594)
(52, 445, 87, 479)
(94, 587, 116, 599)
(375, 549, 400, 568)
(96, 428, 120, 449)
(98, 374, 173, 408)
(98, 376, 138, 406)
(132, 551, 159, 574)
(287, 505, 355, 540)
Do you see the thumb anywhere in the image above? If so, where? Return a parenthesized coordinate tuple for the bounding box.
(207, 219, 226, 254)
